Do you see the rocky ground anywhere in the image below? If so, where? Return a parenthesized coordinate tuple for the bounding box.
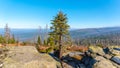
(61, 45, 120, 68)
(0, 45, 120, 68)
(0, 46, 61, 68)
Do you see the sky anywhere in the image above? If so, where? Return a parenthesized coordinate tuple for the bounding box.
(0, 0, 120, 29)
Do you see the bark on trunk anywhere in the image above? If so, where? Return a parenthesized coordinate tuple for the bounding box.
(59, 34, 62, 59)
(59, 34, 64, 68)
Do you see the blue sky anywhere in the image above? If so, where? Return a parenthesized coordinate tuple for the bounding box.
(0, 0, 120, 29)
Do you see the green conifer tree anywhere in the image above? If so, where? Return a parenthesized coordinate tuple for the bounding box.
(37, 36, 42, 45)
(49, 11, 70, 59)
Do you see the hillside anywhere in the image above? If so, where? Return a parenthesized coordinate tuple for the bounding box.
(70, 27, 120, 45)
(1, 27, 120, 45)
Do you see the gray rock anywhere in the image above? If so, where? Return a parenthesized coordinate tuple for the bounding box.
(94, 56, 116, 68)
(103, 54, 112, 59)
(89, 46, 105, 56)
(2, 46, 61, 68)
(111, 56, 120, 65)
(111, 61, 120, 68)
(110, 48, 120, 56)
(81, 56, 96, 68)
(68, 52, 84, 57)
(103, 47, 110, 54)
(62, 62, 73, 68)
(0, 61, 3, 68)
(113, 48, 120, 51)
(79, 64, 86, 68)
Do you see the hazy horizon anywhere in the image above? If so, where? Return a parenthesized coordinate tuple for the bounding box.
(0, 0, 120, 29)
(1, 26, 120, 30)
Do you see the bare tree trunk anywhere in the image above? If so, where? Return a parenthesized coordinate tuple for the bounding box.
(4, 24, 11, 44)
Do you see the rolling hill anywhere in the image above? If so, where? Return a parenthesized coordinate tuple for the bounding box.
(0, 27, 120, 45)
(70, 27, 120, 45)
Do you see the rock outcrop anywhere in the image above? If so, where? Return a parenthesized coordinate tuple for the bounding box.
(0, 46, 61, 68)
(111, 56, 120, 65)
(110, 48, 120, 56)
(94, 56, 116, 68)
(89, 46, 105, 56)
(1, 45, 120, 68)
(62, 46, 120, 68)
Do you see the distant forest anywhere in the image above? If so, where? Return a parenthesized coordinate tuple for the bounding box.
(70, 27, 120, 46)
(1, 24, 120, 46)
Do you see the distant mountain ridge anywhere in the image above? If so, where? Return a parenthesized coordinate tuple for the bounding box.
(70, 27, 120, 45)
(0, 27, 120, 45)
(70, 27, 120, 38)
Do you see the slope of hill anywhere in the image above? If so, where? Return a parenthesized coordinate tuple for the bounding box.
(1, 27, 120, 45)
(70, 27, 120, 45)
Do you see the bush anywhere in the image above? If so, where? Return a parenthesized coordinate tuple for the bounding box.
(39, 49, 47, 53)
(0, 36, 6, 44)
(22, 42, 27, 46)
(35, 44, 53, 53)
(96, 44, 103, 48)
(46, 47, 53, 53)
(8, 39, 16, 44)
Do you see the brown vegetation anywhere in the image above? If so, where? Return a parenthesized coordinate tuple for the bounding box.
(67, 45, 88, 52)
(39, 45, 50, 50)
(72, 54, 83, 60)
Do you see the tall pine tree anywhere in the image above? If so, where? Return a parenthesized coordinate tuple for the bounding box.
(49, 11, 70, 59)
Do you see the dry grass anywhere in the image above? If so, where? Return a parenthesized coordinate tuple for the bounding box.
(67, 45, 88, 52)
(72, 55, 83, 60)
